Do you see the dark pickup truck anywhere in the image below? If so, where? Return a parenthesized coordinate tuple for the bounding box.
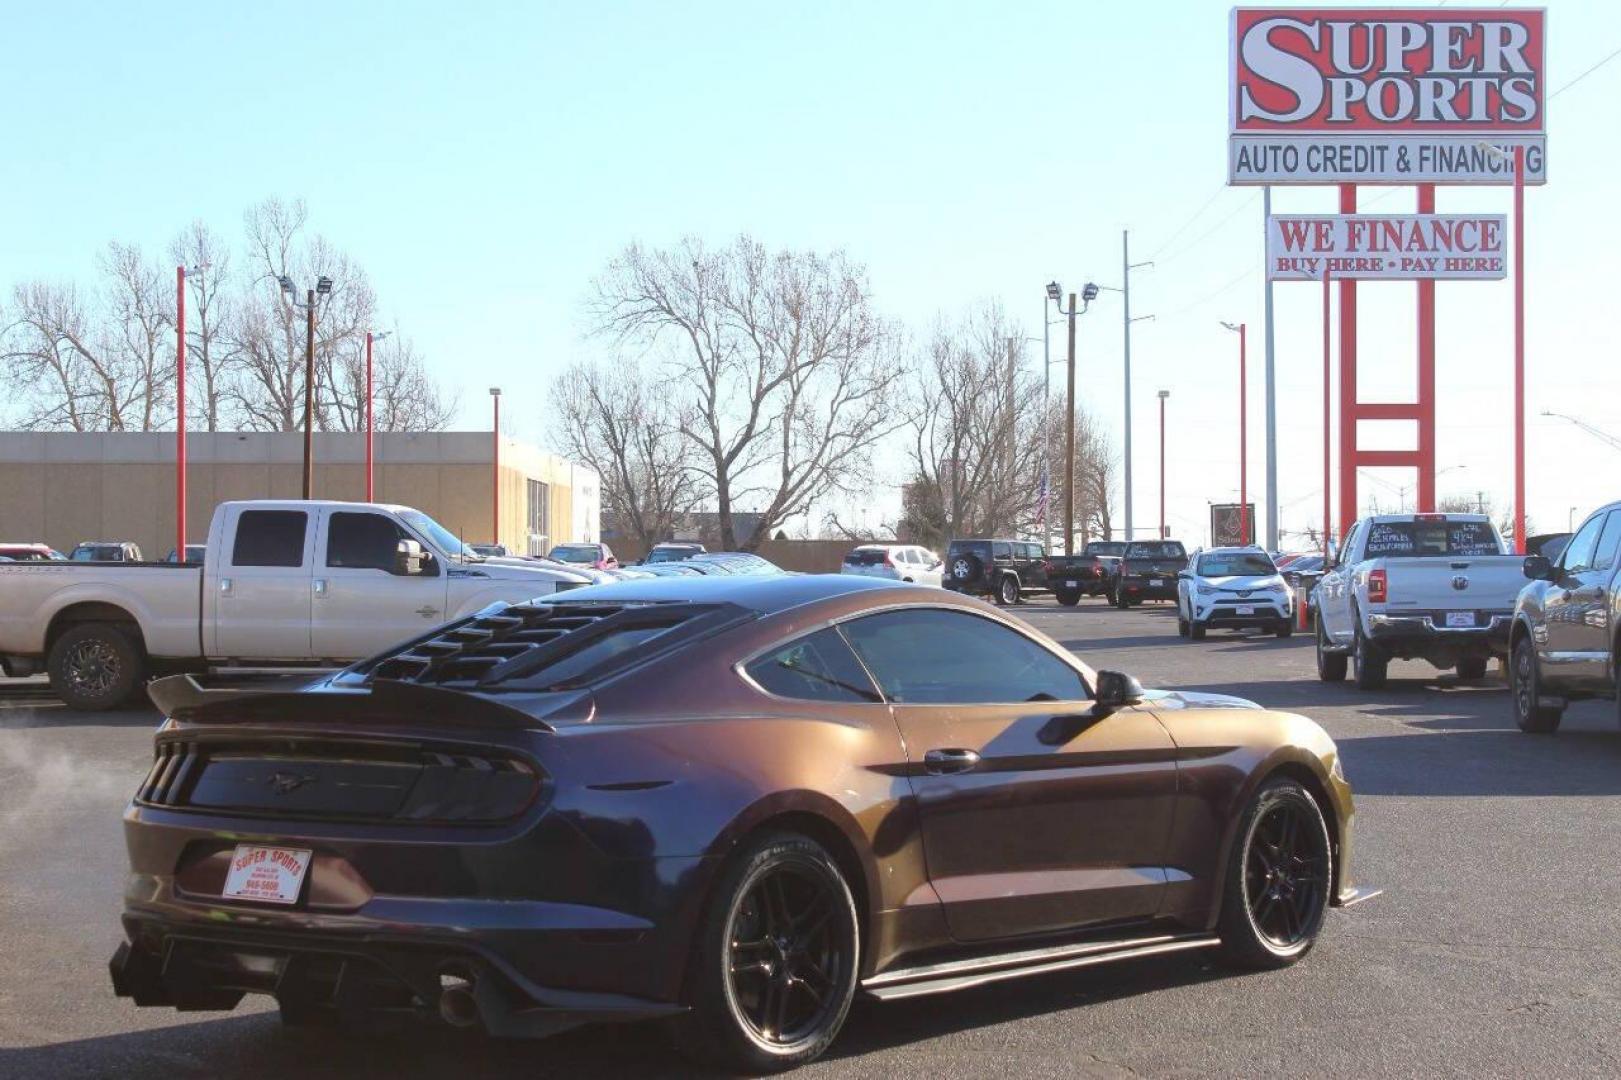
(1112, 540, 1189, 607)
(1047, 541, 1128, 606)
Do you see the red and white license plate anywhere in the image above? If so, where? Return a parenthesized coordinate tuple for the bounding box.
(222, 844, 312, 905)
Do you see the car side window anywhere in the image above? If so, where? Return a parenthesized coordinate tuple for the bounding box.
(231, 510, 309, 568)
(1338, 524, 1360, 566)
(327, 512, 409, 571)
(1590, 512, 1621, 574)
(840, 608, 1088, 705)
(1561, 513, 1605, 573)
(744, 628, 881, 703)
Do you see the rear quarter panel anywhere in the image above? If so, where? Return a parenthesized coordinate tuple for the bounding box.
(0, 564, 202, 657)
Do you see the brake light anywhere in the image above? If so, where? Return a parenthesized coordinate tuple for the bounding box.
(1367, 568, 1388, 603)
(1043, 560, 1055, 574)
(883, 550, 894, 567)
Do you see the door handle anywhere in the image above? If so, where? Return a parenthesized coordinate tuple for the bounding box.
(924, 748, 981, 775)
(313, 578, 328, 598)
(218, 577, 232, 596)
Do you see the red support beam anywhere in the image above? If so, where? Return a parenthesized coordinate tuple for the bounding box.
(1337, 184, 1358, 538)
(1416, 183, 1437, 511)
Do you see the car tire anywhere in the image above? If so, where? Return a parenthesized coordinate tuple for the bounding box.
(48, 622, 145, 711)
(997, 575, 1019, 607)
(668, 832, 859, 1073)
(1455, 656, 1488, 681)
(949, 553, 982, 588)
(1189, 621, 1207, 641)
(1511, 637, 1563, 734)
(1275, 620, 1294, 639)
(1315, 615, 1347, 682)
(1217, 778, 1332, 970)
(1055, 590, 1080, 607)
(1352, 621, 1387, 690)
(1177, 614, 1189, 638)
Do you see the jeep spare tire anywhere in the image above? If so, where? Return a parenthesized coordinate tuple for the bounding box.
(950, 553, 982, 584)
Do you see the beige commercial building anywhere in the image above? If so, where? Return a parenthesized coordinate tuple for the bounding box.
(0, 431, 599, 559)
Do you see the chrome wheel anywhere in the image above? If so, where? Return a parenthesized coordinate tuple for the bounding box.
(1243, 800, 1329, 950)
(725, 866, 847, 1048)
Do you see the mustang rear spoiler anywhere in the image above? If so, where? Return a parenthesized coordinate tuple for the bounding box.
(145, 673, 556, 731)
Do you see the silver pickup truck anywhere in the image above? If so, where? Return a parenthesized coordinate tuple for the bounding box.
(0, 500, 590, 710)
(1312, 513, 1525, 689)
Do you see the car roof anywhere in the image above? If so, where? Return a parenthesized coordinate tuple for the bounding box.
(1198, 546, 1269, 556)
(550, 571, 921, 614)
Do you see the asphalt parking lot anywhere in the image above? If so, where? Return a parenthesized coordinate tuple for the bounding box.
(3, 597, 1619, 1079)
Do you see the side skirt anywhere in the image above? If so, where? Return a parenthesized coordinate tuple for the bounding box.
(860, 932, 1219, 1001)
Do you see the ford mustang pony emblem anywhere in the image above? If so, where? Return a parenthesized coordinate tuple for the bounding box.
(267, 771, 315, 794)
(1451, 575, 1469, 591)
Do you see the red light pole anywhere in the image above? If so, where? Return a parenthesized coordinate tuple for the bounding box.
(364, 330, 391, 502)
(490, 387, 502, 546)
(1321, 268, 1332, 560)
(1512, 145, 1526, 554)
(174, 264, 206, 561)
(1157, 390, 1169, 539)
(1221, 321, 1249, 545)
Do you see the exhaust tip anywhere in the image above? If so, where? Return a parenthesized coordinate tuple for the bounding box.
(438, 980, 481, 1028)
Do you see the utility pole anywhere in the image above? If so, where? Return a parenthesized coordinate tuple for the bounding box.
(1262, 186, 1279, 550)
(1005, 336, 1016, 530)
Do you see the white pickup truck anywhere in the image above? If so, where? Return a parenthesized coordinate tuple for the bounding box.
(1312, 513, 1524, 689)
(0, 500, 591, 710)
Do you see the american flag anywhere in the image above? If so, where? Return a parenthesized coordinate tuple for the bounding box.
(1035, 469, 1050, 526)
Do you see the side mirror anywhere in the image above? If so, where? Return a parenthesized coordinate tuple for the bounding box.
(1094, 670, 1145, 712)
(1522, 554, 1553, 581)
(394, 538, 426, 576)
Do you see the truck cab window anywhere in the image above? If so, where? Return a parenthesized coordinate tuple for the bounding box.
(231, 511, 309, 568)
(327, 512, 409, 572)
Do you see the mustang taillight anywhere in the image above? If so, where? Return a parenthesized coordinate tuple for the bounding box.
(1367, 568, 1388, 603)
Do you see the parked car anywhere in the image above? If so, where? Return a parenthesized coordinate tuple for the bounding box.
(0, 543, 66, 561)
(1509, 503, 1621, 733)
(1112, 541, 1189, 607)
(163, 545, 207, 565)
(0, 500, 591, 710)
(942, 539, 1049, 605)
(642, 542, 707, 564)
(1047, 540, 1129, 605)
(1312, 513, 1524, 689)
(1176, 547, 1295, 640)
(840, 544, 942, 587)
(110, 574, 1371, 1071)
(691, 552, 783, 577)
(548, 542, 619, 571)
(628, 562, 705, 579)
(70, 541, 143, 562)
(466, 543, 509, 558)
(1526, 531, 1572, 563)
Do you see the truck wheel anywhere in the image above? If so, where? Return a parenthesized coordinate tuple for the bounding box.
(997, 575, 1019, 607)
(1455, 656, 1488, 681)
(48, 623, 145, 711)
(1316, 616, 1347, 682)
(1511, 638, 1562, 733)
(1352, 624, 1387, 690)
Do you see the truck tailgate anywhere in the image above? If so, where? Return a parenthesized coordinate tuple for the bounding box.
(1377, 555, 1524, 612)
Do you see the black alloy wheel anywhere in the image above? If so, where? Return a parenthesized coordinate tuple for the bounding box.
(671, 833, 858, 1072)
(47, 622, 144, 711)
(1511, 637, 1562, 733)
(1316, 615, 1347, 682)
(1218, 779, 1332, 968)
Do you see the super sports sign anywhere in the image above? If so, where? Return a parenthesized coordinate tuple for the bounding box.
(1228, 8, 1546, 185)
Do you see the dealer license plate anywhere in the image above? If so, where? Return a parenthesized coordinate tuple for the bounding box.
(1066, 579, 1078, 588)
(1446, 611, 1476, 628)
(1236, 605, 1255, 615)
(222, 844, 312, 905)
(1149, 578, 1164, 587)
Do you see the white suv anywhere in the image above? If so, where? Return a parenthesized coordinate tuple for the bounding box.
(840, 544, 943, 587)
(1177, 546, 1294, 640)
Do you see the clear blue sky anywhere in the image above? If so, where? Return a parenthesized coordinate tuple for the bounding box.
(4, 1, 1617, 542)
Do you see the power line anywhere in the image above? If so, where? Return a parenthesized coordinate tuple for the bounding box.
(1146, 185, 1229, 261)
(1154, 191, 1262, 267)
(1551, 42, 1621, 99)
(1152, 265, 1257, 322)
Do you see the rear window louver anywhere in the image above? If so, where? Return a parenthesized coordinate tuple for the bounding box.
(365, 600, 746, 691)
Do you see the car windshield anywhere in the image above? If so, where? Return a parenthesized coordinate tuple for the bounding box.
(647, 546, 699, 563)
(1197, 552, 1276, 577)
(550, 545, 599, 562)
(398, 510, 477, 559)
(1125, 542, 1185, 559)
(1083, 542, 1126, 557)
(1363, 520, 1501, 557)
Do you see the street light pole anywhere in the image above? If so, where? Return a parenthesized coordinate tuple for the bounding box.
(279, 275, 334, 500)
(1157, 390, 1169, 540)
(490, 388, 502, 546)
(1049, 283, 1099, 554)
(175, 266, 187, 561)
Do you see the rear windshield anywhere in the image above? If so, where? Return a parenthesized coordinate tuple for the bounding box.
(1363, 520, 1501, 557)
(1125, 542, 1186, 559)
(947, 540, 991, 555)
(1197, 552, 1276, 577)
(1083, 542, 1127, 557)
(846, 549, 889, 565)
(549, 545, 599, 562)
(647, 546, 700, 563)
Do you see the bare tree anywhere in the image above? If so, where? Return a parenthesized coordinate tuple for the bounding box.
(548, 359, 706, 550)
(170, 222, 237, 431)
(101, 242, 175, 433)
(2, 281, 103, 430)
(366, 334, 458, 431)
(590, 235, 904, 550)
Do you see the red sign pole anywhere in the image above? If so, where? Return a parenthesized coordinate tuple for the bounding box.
(175, 266, 187, 561)
(1513, 145, 1526, 554)
(1416, 183, 1437, 512)
(365, 331, 375, 502)
(491, 390, 502, 546)
(1321, 266, 1331, 560)
(1337, 184, 1358, 539)
(1239, 323, 1248, 545)
(1158, 392, 1167, 540)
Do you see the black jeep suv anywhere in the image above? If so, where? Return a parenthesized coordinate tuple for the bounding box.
(1112, 540, 1189, 607)
(942, 538, 1049, 605)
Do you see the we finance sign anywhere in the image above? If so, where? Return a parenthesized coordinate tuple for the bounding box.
(1229, 8, 1546, 185)
(1266, 214, 1508, 280)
